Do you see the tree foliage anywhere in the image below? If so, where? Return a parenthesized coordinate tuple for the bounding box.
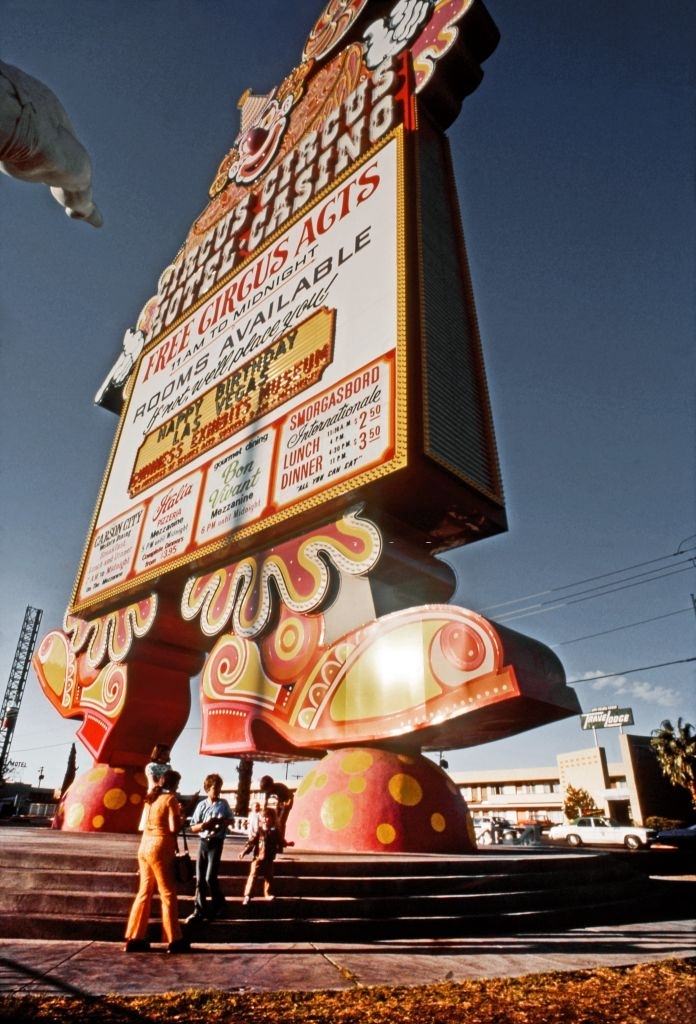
(650, 717, 696, 808)
(1, 960, 694, 1024)
(563, 784, 601, 820)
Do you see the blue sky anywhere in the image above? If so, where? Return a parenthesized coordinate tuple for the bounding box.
(1, 0, 694, 795)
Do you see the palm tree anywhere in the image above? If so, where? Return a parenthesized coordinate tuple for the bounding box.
(650, 718, 696, 808)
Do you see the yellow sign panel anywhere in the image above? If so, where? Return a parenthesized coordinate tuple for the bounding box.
(129, 308, 335, 496)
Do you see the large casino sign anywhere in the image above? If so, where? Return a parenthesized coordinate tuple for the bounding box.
(75, 0, 506, 614)
(34, 2, 580, 848)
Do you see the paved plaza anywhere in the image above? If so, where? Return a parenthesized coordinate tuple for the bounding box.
(1, 916, 694, 996)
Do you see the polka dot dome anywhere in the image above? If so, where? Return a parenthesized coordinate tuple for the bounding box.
(285, 748, 476, 853)
(53, 764, 148, 833)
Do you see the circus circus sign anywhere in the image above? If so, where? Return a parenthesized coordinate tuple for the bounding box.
(145, 61, 402, 341)
(76, 126, 406, 610)
(78, 1, 505, 614)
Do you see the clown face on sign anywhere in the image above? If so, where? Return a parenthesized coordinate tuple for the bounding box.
(228, 91, 296, 186)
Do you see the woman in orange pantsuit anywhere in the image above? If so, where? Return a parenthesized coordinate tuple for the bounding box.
(124, 768, 189, 953)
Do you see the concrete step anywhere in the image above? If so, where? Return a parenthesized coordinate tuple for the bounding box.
(0, 876, 640, 919)
(0, 867, 139, 893)
(0, 891, 662, 944)
(0, 826, 668, 944)
(0, 829, 635, 876)
(0, 850, 577, 877)
(0, 866, 645, 933)
(0, 859, 632, 899)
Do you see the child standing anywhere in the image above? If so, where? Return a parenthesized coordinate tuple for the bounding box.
(239, 807, 286, 905)
(186, 773, 234, 923)
(247, 801, 262, 838)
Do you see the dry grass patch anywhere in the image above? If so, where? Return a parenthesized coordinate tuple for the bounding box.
(0, 958, 693, 1023)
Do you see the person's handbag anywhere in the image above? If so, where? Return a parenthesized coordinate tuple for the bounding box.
(174, 829, 195, 887)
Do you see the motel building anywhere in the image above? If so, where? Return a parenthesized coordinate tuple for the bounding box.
(449, 733, 692, 828)
(229, 732, 691, 838)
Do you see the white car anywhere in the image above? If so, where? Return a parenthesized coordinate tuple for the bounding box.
(548, 816, 656, 850)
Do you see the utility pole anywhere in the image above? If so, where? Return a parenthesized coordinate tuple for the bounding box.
(0, 606, 43, 784)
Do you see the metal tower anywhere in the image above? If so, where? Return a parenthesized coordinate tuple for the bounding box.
(0, 606, 43, 783)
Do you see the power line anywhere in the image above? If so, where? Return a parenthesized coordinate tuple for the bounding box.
(497, 561, 694, 619)
(557, 558, 695, 598)
(480, 545, 696, 613)
(550, 608, 693, 648)
(10, 741, 74, 754)
(495, 565, 695, 623)
(567, 656, 696, 684)
(563, 565, 694, 603)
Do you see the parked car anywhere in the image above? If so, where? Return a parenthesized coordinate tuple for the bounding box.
(547, 816, 656, 850)
(654, 823, 696, 852)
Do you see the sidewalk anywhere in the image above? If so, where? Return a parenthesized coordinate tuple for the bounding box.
(1, 918, 694, 996)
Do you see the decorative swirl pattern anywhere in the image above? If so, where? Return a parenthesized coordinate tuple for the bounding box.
(202, 632, 250, 700)
(411, 0, 472, 92)
(79, 663, 128, 720)
(259, 605, 324, 682)
(63, 596, 157, 669)
(34, 630, 78, 712)
(303, 0, 369, 62)
(289, 606, 503, 736)
(181, 506, 381, 639)
(293, 638, 357, 730)
(283, 44, 365, 153)
(429, 613, 498, 686)
(195, 602, 574, 763)
(202, 632, 281, 708)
